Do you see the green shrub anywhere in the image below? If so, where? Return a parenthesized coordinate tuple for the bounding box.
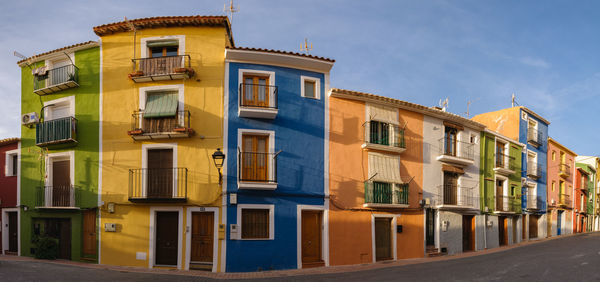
(35, 236, 59, 260)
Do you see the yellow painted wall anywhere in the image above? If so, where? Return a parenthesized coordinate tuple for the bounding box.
(471, 107, 521, 141)
(100, 26, 227, 270)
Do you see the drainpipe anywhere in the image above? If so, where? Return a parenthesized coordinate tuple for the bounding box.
(483, 214, 487, 249)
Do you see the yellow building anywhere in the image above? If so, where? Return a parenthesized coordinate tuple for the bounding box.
(94, 16, 233, 272)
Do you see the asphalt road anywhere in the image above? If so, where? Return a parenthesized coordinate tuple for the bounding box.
(2, 233, 599, 281)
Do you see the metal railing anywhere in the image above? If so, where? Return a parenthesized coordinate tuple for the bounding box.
(559, 193, 571, 207)
(363, 121, 406, 149)
(527, 127, 543, 145)
(495, 195, 520, 212)
(439, 138, 474, 160)
(495, 152, 516, 171)
(586, 181, 594, 191)
(33, 64, 79, 92)
(35, 185, 80, 208)
(526, 192, 538, 209)
(364, 181, 409, 205)
(587, 201, 594, 214)
(131, 110, 191, 134)
(131, 55, 192, 77)
(527, 161, 542, 178)
(36, 117, 77, 146)
(436, 184, 474, 207)
(129, 168, 188, 201)
(559, 163, 570, 177)
(238, 152, 278, 183)
(239, 83, 278, 109)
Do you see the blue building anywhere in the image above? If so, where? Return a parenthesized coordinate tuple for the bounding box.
(223, 47, 334, 272)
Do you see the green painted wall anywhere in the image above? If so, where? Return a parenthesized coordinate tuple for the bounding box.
(19, 46, 100, 262)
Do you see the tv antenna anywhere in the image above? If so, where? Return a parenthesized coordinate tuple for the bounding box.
(511, 93, 516, 107)
(438, 97, 449, 112)
(464, 98, 479, 118)
(224, 0, 239, 24)
(300, 38, 313, 54)
(14, 51, 32, 68)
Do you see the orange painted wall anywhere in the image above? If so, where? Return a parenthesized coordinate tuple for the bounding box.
(328, 95, 424, 265)
(471, 107, 521, 141)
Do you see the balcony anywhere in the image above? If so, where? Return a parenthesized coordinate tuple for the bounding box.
(526, 193, 538, 210)
(559, 193, 571, 208)
(238, 152, 278, 190)
(238, 83, 278, 119)
(361, 121, 406, 154)
(33, 64, 79, 95)
(36, 117, 78, 148)
(363, 181, 409, 208)
(493, 153, 516, 176)
(586, 181, 594, 192)
(435, 184, 477, 210)
(436, 138, 475, 166)
(35, 185, 80, 209)
(526, 161, 542, 179)
(587, 201, 594, 215)
(128, 168, 188, 202)
(527, 127, 543, 146)
(128, 110, 193, 140)
(495, 195, 521, 214)
(129, 55, 193, 82)
(559, 163, 570, 178)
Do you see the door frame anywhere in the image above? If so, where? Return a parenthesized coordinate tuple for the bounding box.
(1, 208, 20, 255)
(296, 205, 329, 269)
(149, 206, 183, 269)
(185, 207, 219, 272)
(371, 214, 398, 263)
(45, 151, 75, 190)
(142, 144, 178, 198)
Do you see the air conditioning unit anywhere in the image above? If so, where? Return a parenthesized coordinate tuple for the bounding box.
(21, 112, 39, 126)
(551, 199, 556, 205)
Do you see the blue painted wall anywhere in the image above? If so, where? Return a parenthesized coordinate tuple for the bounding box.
(518, 108, 548, 213)
(225, 62, 326, 272)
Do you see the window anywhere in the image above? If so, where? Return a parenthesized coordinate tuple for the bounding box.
(242, 75, 270, 107)
(369, 121, 390, 145)
(241, 134, 269, 182)
(552, 181, 555, 192)
(496, 141, 506, 167)
(560, 152, 565, 164)
(470, 134, 477, 144)
(443, 172, 459, 205)
(444, 127, 458, 156)
(238, 205, 274, 240)
(147, 40, 179, 58)
(4, 150, 18, 177)
(45, 96, 74, 121)
(552, 151, 556, 161)
(559, 181, 564, 194)
(301, 76, 320, 99)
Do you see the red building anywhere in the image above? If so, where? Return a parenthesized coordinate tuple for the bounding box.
(0, 138, 19, 255)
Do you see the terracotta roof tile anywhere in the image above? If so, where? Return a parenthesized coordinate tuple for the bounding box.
(228, 47, 335, 63)
(0, 138, 20, 146)
(17, 41, 98, 65)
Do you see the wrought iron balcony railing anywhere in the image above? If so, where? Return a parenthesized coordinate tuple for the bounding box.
(559, 163, 571, 177)
(495, 152, 516, 171)
(526, 193, 538, 209)
(439, 138, 474, 160)
(238, 152, 278, 183)
(35, 185, 80, 208)
(527, 127, 544, 145)
(33, 64, 79, 95)
(129, 110, 192, 140)
(36, 117, 77, 147)
(586, 181, 594, 191)
(129, 168, 188, 202)
(364, 181, 409, 206)
(559, 193, 571, 207)
(495, 195, 521, 213)
(527, 161, 542, 178)
(239, 83, 278, 109)
(130, 55, 193, 82)
(436, 184, 475, 207)
(363, 121, 406, 150)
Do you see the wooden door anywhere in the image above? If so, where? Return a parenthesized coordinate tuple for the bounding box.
(147, 149, 173, 198)
(242, 135, 268, 181)
(557, 211, 562, 235)
(444, 128, 457, 156)
(45, 219, 71, 260)
(425, 209, 435, 246)
(496, 180, 504, 211)
(499, 216, 507, 246)
(82, 209, 97, 256)
(462, 215, 474, 252)
(522, 215, 527, 240)
(8, 212, 18, 252)
(242, 75, 270, 107)
(374, 218, 392, 261)
(155, 211, 178, 266)
(512, 217, 518, 243)
(301, 211, 323, 266)
(443, 172, 458, 205)
(52, 160, 71, 207)
(191, 212, 214, 263)
(529, 215, 538, 239)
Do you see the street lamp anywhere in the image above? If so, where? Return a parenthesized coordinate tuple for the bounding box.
(212, 148, 225, 185)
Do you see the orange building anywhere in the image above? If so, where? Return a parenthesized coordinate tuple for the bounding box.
(328, 89, 425, 265)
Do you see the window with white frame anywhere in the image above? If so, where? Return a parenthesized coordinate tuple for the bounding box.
(45, 96, 75, 121)
(138, 85, 185, 133)
(4, 150, 18, 177)
(238, 129, 276, 185)
(301, 76, 320, 99)
(238, 69, 276, 108)
(238, 204, 274, 240)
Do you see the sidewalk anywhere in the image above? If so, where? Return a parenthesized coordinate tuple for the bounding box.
(0, 233, 586, 280)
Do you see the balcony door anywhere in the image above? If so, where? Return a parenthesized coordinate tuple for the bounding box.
(443, 172, 458, 205)
(242, 75, 270, 107)
(52, 159, 71, 207)
(444, 127, 458, 156)
(242, 134, 268, 182)
(496, 142, 505, 167)
(496, 180, 504, 211)
(147, 149, 173, 198)
(49, 59, 71, 86)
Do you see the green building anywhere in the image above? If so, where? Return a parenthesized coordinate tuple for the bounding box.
(574, 157, 596, 232)
(479, 129, 525, 248)
(18, 41, 100, 262)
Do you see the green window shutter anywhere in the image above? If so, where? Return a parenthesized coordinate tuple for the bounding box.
(144, 92, 178, 118)
(146, 40, 179, 48)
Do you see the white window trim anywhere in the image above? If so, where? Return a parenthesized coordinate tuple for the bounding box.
(185, 207, 219, 272)
(44, 96, 75, 120)
(138, 84, 184, 128)
(237, 204, 275, 240)
(141, 35, 185, 58)
(2, 208, 20, 255)
(141, 143, 178, 198)
(296, 205, 329, 268)
(45, 52, 75, 69)
(44, 151, 75, 187)
(148, 206, 183, 269)
(237, 69, 277, 109)
(237, 129, 277, 189)
(300, 75, 321, 99)
(4, 149, 19, 177)
(371, 214, 398, 263)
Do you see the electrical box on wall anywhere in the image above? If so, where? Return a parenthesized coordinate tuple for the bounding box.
(442, 221, 449, 232)
(230, 224, 238, 239)
(396, 225, 403, 233)
(230, 193, 237, 205)
(105, 223, 116, 232)
(218, 224, 225, 240)
(487, 220, 494, 227)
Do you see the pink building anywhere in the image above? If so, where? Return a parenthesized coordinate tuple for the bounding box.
(547, 138, 575, 237)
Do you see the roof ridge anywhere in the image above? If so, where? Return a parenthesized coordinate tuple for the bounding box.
(227, 46, 335, 62)
(17, 41, 98, 65)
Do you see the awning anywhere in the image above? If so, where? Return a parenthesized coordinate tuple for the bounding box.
(146, 40, 179, 48)
(144, 92, 178, 118)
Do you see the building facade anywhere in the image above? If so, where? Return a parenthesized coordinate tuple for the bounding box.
(479, 129, 524, 248)
(223, 48, 333, 272)
(96, 16, 233, 271)
(0, 138, 20, 255)
(576, 156, 600, 232)
(18, 41, 100, 261)
(327, 89, 424, 266)
(574, 158, 595, 233)
(547, 138, 576, 237)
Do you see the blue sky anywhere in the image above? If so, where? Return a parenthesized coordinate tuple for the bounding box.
(1, 0, 599, 155)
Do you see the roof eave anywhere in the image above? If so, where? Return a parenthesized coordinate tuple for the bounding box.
(225, 48, 334, 73)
